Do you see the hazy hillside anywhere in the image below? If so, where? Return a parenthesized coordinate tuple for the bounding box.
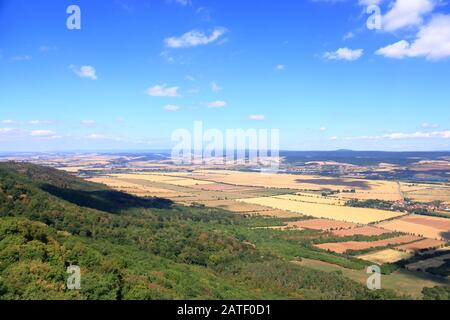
(0, 162, 440, 300)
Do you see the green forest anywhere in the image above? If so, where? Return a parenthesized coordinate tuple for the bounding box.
(0, 162, 447, 300)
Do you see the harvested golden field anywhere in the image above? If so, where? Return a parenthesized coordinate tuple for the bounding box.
(400, 182, 450, 203)
(237, 196, 405, 224)
(257, 209, 304, 218)
(377, 215, 450, 241)
(286, 219, 357, 231)
(331, 226, 392, 237)
(357, 249, 412, 264)
(179, 170, 403, 201)
(189, 183, 253, 192)
(395, 239, 446, 253)
(277, 193, 344, 205)
(315, 235, 422, 254)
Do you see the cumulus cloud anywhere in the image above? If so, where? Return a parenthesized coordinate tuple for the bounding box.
(87, 134, 107, 140)
(323, 48, 364, 61)
(172, 0, 191, 5)
(208, 100, 227, 108)
(0, 128, 17, 134)
(147, 84, 180, 97)
(383, 0, 435, 32)
(164, 28, 227, 48)
(210, 82, 222, 92)
(422, 122, 439, 128)
(29, 120, 53, 125)
(376, 14, 450, 60)
(358, 0, 384, 5)
(164, 104, 180, 111)
(343, 32, 354, 41)
(1, 120, 17, 125)
(81, 120, 97, 126)
(248, 115, 265, 121)
(71, 65, 98, 80)
(30, 130, 56, 137)
(11, 55, 32, 61)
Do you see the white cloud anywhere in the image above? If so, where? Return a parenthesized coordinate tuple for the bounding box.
(11, 55, 32, 61)
(87, 134, 107, 140)
(211, 82, 222, 92)
(376, 40, 410, 58)
(173, 0, 191, 5)
(29, 120, 53, 125)
(376, 14, 450, 60)
(383, 0, 435, 32)
(343, 32, 354, 41)
(164, 28, 227, 48)
(71, 65, 98, 80)
(0, 128, 16, 134)
(160, 50, 175, 63)
(276, 64, 286, 71)
(186, 75, 196, 81)
(147, 84, 180, 97)
(358, 0, 384, 6)
(30, 130, 56, 137)
(81, 120, 97, 126)
(320, 127, 327, 132)
(323, 48, 364, 61)
(248, 115, 265, 121)
(1, 119, 17, 125)
(345, 130, 450, 140)
(208, 100, 227, 108)
(422, 122, 439, 128)
(164, 104, 180, 111)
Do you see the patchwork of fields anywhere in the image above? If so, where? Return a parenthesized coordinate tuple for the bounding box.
(85, 168, 450, 295)
(237, 196, 405, 224)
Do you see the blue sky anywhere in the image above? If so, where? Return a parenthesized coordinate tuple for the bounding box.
(0, 0, 449, 152)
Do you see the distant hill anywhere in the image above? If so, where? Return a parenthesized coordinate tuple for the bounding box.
(281, 150, 450, 166)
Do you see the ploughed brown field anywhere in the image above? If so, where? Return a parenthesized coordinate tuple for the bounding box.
(395, 238, 447, 253)
(286, 219, 357, 231)
(331, 226, 392, 237)
(377, 215, 450, 241)
(315, 235, 422, 254)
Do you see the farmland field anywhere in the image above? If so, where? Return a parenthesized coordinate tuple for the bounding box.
(400, 182, 450, 204)
(175, 170, 403, 201)
(294, 258, 448, 298)
(395, 239, 447, 253)
(331, 226, 392, 237)
(357, 249, 413, 264)
(377, 215, 450, 241)
(315, 235, 422, 254)
(238, 196, 405, 224)
(286, 219, 357, 231)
